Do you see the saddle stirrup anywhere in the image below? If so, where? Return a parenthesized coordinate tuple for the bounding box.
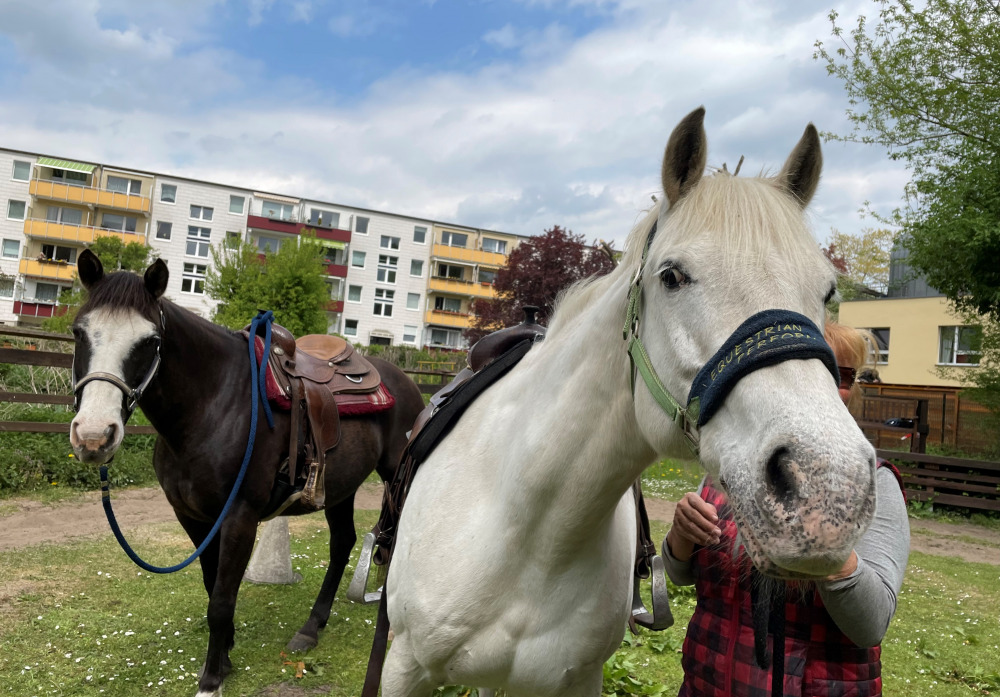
(347, 531, 383, 605)
(630, 555, 674, 631)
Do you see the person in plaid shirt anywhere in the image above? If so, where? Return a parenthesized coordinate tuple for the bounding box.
(664, 322, 909, 697)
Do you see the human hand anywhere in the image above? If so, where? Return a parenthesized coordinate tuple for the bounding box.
(818, 550, 858, 582)
(666, 492, 721, 562)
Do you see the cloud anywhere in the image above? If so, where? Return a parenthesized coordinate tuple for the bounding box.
(0, 0, 903, 248)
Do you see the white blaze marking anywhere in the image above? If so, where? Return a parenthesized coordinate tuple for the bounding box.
(71, 308, 157, 453)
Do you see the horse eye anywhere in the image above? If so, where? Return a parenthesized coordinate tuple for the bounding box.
(661, 267, 688, 289)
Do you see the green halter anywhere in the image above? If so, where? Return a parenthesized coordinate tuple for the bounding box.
(622, 220, 701, 455)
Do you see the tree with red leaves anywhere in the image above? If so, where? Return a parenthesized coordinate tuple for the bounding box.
(464, 225, 616, 344)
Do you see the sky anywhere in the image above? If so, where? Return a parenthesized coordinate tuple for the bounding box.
(0, 0, 909, 248)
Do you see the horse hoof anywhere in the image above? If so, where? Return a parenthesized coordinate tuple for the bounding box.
(286, 632, 317, 652)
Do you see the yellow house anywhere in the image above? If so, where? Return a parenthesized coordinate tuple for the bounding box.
(839, 295, 981, 387)
(424, 225, 522, 348)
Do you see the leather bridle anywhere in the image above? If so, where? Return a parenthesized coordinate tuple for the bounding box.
(73, 309, 166, 422)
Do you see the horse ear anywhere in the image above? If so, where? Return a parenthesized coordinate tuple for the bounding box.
(662, 107, 708, 208)
(77, 250, 104, 290)
(144, 259, 169, 299)
(776, 124, 822, 207)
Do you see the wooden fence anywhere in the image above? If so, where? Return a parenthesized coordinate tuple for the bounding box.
(859, 383, 998, 456)
(0, 326, 456, 435)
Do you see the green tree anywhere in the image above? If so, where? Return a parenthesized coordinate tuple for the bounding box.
(42, 237, 152, 333)
(206, 233, 331, 337)
(815, 0, 1000, 320)
(816, 0, 1000, 416)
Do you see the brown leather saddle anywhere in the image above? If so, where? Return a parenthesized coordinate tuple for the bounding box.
(244, 323, 381, 510)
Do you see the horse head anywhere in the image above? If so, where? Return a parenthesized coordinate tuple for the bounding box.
(70, 250, 168, 464)
(632, 108, 876, 579)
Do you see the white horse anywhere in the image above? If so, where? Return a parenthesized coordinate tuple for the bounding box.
(382, 108, 877, 696)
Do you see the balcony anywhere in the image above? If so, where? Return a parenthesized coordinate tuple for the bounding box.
(325, 263, 348, 278)
(248, 214, 352, 243)
(428, 276, 496, 299)
(425, 309, 471, 329)
(325, 300, 345, 313)
(432, 243, 506, 267)
(19, 258, 77, 281)
(29, 179, 151, 214)
(23, 219, 146, 246)
(13, 301, 69, 319)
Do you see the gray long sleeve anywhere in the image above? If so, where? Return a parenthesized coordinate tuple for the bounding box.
(662, 468, 910, 647)
(815, 466, 910, 647)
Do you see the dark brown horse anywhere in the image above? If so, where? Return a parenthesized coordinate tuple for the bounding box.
(68, 250, 425, 697)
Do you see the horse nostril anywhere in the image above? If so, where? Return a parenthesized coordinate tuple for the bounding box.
(105, 423, 118, 447)
(765, 446, 795, 502)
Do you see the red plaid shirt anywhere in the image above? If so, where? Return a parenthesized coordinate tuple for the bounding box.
(678, 462, 902, 697)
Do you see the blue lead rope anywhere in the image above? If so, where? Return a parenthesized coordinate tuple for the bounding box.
(99, 310, 275, 573)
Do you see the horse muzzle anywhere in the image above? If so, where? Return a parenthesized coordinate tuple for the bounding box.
(70, 420, 122, 465)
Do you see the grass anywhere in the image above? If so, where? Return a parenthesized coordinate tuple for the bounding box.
(640, 458, 704, 501)
(3, 509, 999, 696)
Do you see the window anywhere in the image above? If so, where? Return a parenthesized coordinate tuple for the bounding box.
(52, 169, 87, 183)
(160, 184, 177, 203)
(190, 205, 214, 221)
(2, 239, 19, 259)
(435, 296, 462, 313)
(229, 196, 245, 215)
(35, 283, 60, 303)
(430, 328, 461, 348)
(107, 176, 141, 195)
(181, 263, 207, 294)
(377, 255, 398, 283)
(320, 245, 346, 266)
(437, 263, 464, 280)
(327, 278, 344, 302)
(380, 235, 400, 250)
(225, 231, 242, 248)
(0, 278, 13, 298)
(7, 200, 26, 220)
(406, 292, 420, 310)
(441, 230, 468, 248)
(479, 268, 497, 285)
(351, 250, 366, 268)
(262, 200, 294, 221)
(482, 238, 507, 254)
(40, 244, 76, 263)
(156, 221, 172, 240)
(939, 326, 981, 365)
(344, 319, 358, 337)
(12, 160, 30, 181)
(413, 226, 427, 244)
(867, 328, 889, 364)
(403, 325, 418, 344)
(187, 226, 211, 257)
(348, 285, 362, 303)
(410, 259, 423, 277)
(309, 208, 339, 228)
(256, 235, 281, 253)
(102, 213, 138, 233)
(46, 206, 82, 225)
(355, 216, 369, 234)
(374, 288, 394, 316)
(370, 335, 392, 347)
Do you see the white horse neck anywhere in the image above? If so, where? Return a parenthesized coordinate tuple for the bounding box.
(462, 266, 658, 545)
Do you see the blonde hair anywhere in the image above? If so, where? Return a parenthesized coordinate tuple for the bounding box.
(824, 320, 876, 407)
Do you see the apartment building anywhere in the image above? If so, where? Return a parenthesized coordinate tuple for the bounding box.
(424, 224, 522, 349)
(0, 145, 526, 347)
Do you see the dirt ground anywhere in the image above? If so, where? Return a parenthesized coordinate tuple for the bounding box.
(2, 484, 1000, 565)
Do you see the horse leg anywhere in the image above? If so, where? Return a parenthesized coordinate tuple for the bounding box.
(381, 635, 435, 697)
(286, 494, 356, 652)
(195, 503, 258, 697)
(176, 514, 220, 597)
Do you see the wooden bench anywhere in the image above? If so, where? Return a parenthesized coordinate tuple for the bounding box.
(876, 449, 1000, 512)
